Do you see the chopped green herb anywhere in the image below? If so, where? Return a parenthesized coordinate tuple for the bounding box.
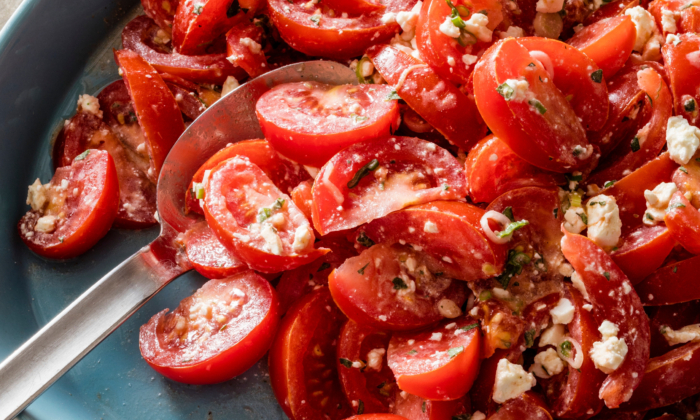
(553, 208, 559, 219)
(74, 150, 90, 161)
(646, 92, 654, 107)
(392, 277, 408, 290)
(541, 365, 549, 375)
(339, 358, 353, 368)
(309, 15, 321, 25)
(317, 262, 331, 272)
(358, 263, 370, 275)
(479, 290, 492, 301)
(524, 329, 536, 348)
(503, 206, 514, 222)
(257, 207, 272, 223)
(680, 166, 689, 174)
(684, 98, 697, 112)
(358, 400, 364, 415)
(357, 232, 375, 248)
(590, 69, 603, 83)
(497, 220, 529, 238)
(350, 114, 369, 124)
(447, 346, 464, 359)
(578, 212, 588, 225)
(673, 266, 678, 273)
(422, 401, 427, 413)
(193, 3, 204, 14)
(603, 271, 610, 281)
(496, 250, 531, 289)
(272, 198, 285, 210)
(496, 82, 514, 100)
(529, 99, 547, 114)
(660, 325, 668, 334)
(408, 349, 418, 355)
(566, 173, 583, 182)
(220, 324, 228, 331)
(347, 159, 379, 188)
(631, 137, 641, 152)
(670, 202, 687, 210)
(604, 180, 616, 188)
(560, 340, 573, 357)
(59, 236, 65, 243)
(442, 183, 450, 191)
(452, 415, 471, 420)
(645, 213, 654, 221)
(385, 89, 402, 101)
(460, 322, 479, 332)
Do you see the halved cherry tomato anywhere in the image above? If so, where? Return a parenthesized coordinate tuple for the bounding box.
(139, 271, 280, 384)
(567, 15, 636, 78)
(19, 149, 119, 259)
(225, 19, 269, 78)
(203, 156, 328, 272)
(665, 192, 700, 254)
(256, 82, 400, 167)
(172, 0, 245, 55)
(266, 0, 415, 59)
(561, 230, 651, 408)
(122, 16, 247, 84)
(415, 0, 503, 85)
(312, 136, 467, 235)
(328, 243, 469, 331)
(489, 392, 552, 420)
(114, 49, 185, 181)
(183, 221, 247, 279)
(360, 201, 508, 282)
(393, 392, 471, 420)
(648, 301, 700, 357)
(611, 225, 676, 284)
(619, 341, 700, 412)
(387, 316, 481, 401)
(636, 255, 700, 305)
(465, 134, 566, 204)
(473, 38, 597, 173)
(290, 180, 314, 222)
(142, 0, 180, 34)
(366, 44, 488, 151)
(337, 320, 395, 414)
(662, 33, 700, 129)
(186, 139, 311, 215)
(673, 152, 700, 209)
(269, 287, 351, 420)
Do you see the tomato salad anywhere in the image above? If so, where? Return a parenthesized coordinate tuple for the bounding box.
(19, 0, 700, 418)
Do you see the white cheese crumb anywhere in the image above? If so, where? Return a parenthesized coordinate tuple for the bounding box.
(430, 332, 443, 341)
(587, 195, 622, 249)
(536, 0, 565, 14)
(77, 94, 103, 117)
(462, 54, 478, 67)
(563, 207, 587, 234)
(530, 348, 565, 378)
(662, 324, 700, 346)
(261, 224, 283, 255)
(590, 320, 628, 374)
(239, 37, 262, 54)
(438, 298, 462, 318)
(625, 6, 659, 52)
(498, 26, 524, 38)
(492, 287, 511, 300)
(571, 271, 590, 300)
(26, 178, 48, 211)
(439, 16, 461, 38)
(599, 320, 620, 340)
(666, 115, 700, 165)
(550, 298, 575, 325)
(292, 225, 312, 253)
(35, 215, 57, 233)
(472, 412, 486, 420)
(492, 359, 537, 403)
(464, 13, 492, 42)
(661, 9, 678, 33)
(501, 78, 531, 102)
(221, 76, 240, 96)
(366, 348, 386, 371)
(539, 324, 566, 347)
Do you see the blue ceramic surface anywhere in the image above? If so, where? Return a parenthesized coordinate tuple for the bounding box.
(0, 1, 285, 418)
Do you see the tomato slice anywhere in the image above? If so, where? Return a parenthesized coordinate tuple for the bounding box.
(183, 221, 247, 279)
(269, 287, 351, 420)
(517, 37, 609, 131)
(473, 38, 597, 173)
(635, 255, 700, 305)
(619, 342, 700, 412)
(393, 393, 471, 420)
(255, 82, 401, 167)
(387, 316, 481, 401)
(19, 149, 119, 259)
(583, 0, 638, 25)
(225, 19, 269, 78)
(662, 33, 700, 129)
(648, 301, 700, 357)
(122, 16, 247, 85)
(142, 0, 180, 34)
(366, 44, 488, 152)
(114, 49, 185, 181)
(337, 320, 395, 414)
(610, 224, 676, 284)
(561, 230, 651, 408)
(291, 180, 314, 222)
(328, 243, 469, 331)
(312, 136, 467, 235)
(465, 134, 566, 204)
(360, 201, 508, 281)
(567, 15, 636, 79)
(172, 0, 245, 55)
(267, 0, 415, 59)
(276, 236, 357, 314)
(665, 192, 700, 254)
(415, 0, 503, 85)
(139, 271, 280, 384)
(203, 156, 327, 272)
(650, 0, 700, 34)
(185, 139, 311, 216)
(488, 392, 552, 420)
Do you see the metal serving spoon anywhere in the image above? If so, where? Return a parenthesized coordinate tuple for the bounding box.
(0, 60, 357, 420)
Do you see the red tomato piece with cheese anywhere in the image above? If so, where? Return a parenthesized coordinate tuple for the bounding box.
(290, 180, 314, 222)
(366, 44, 488, 152)
(665, 192, 700, 254)
(139, 271, 280, 384)
(662, 33, 700, 129)
(567, 15, 637, 79)
(387, 316, 481, 401)
(203, 156, 328, 272)
(636, 254, 700, 305)
(142, 0, 180, 34)
(610, 224, 676, 284)
(648, 301, 700, 357)
(19, 149, 119, 259)
(673, 153, 700, 209)
(183, 221, 247, 279)
(328, 243, 469, 331)
(312, 136, 467, 235)
(255, 82, 401, 167)
(172, 0, 245, 55)
(650, 0, 700, 35)
(225, 19, 269, 78)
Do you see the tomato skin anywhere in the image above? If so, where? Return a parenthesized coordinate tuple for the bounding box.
(166, 82, 207, 120)
(290, 180, 314, 222)
(465, 134, 566, 204)
(139, 271, 280, 384)
(268, 287, 351, 420)
(312, 136, 467, 235)
(19, 150, 119, 259)
(172, 0, 245, 55)
(673, 154, 700, 209)
(489, 392, 553, 420)
(225, 19, 268, 78)
(122, 16, 247, 85)
(561, 230, 651, 408)
(184, 221, 247, 279)
(662, 33, 700, 129)
(393, 393, 470, 420)
(583, 0, 639, 25)
(636, 255, 700, 305)
(346, 415, 409, 420)
(665, 192, 700, 254)
(366, 44, 488, 151)
(610, 225, 676, 284)
(114, 49, 185, 181)
(142, 0, 180, 34)
(648, 301, 700, 357)
(567, 15, 636, 79)
(256, 83, 401, 167)
(388, 316, 481, 401)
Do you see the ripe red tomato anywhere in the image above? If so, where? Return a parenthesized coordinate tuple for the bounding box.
(185, 139, 311, 216)
(114, 49, 185, 181)
(172, 0, 245, 55)
(328, 243, 468, 331)
(488, 392, 552, 420)
(183, 221, 247, 279)
(611, 224, 676, 284)
(165, 82, 207, 120)
(225, 19, 268, 78)
(636, 255, 700, 305)
(665, 192, 700, 254)
(312, 136, 467, 235)
(650, 0, 700, 34)
(673, 153, 700, 209)
(465, 134, 566, 204)
(203, 156, 328, 272)
(387, 316, 481, 401)
(268, 287, 351, 420)
(583, 0, 638, 25)
(256, 82, 401, 167)
(393, 392, 471, 420)
(290, 180, 314, 222)
(567, 15, 636, 78)
(662, 33, 700, 129)
(19, 149, 119, 259)
(366, 44, 488, 151)
(142, 0, 180, 34)
(648, 301, 700, 357)
(347, 415, 410, 420)
(139, 271, 280, 384)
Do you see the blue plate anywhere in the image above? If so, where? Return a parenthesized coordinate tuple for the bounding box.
(0, 1, 285, 418)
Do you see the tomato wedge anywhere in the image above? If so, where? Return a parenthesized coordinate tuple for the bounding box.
(269, 287, 351, 420)
(465, 135, 566, 204)
(186, 139, 311, 216)
(183, 221, 247, 279)
(366, 44, 488, 151)
(561, 230, 651, 408)
(665, 192, 700, 254)
(488, 392, 552, 420)
(636, 255, 700, 305)
(291, 180, 314, 222)
(256, 82, 400, 167)
(662, 33, 700, 129)
(328, 243, 469, 331)
(648, 301, 700, 357)
(387, 316, 481, 401)
(610, 224, 676, 284)
(225, 19, 269, 78)
(19, 149, 119, 259)
(203, 156, 328, 272)
(139, 271, 280, 384)
(567, 15, 636, 78)
(393, 393, 471, 420)
(172, 0, 245, 55)
(673, 152, 700, 209)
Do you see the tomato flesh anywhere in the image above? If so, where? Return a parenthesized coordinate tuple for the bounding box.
(225, 19, 269, 78)
(662, 33, 700, 128)
(567, 15, 636, 79)
(610, 224, 676, 284)
(184, 221, 248, 279)
(636, 255, 700, 305)
(392, 392, 470, 420)
(172, 0, 245, 55)
(665, 192, 700, 254)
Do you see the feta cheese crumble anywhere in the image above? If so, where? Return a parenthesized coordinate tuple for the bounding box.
(239, 37, 262, 54)
(492, 359, 537, 403)
(292, 225, 312, 253)
(661, 9, 677, 33)
(666, 115, 700, 165)
(563, 207, 587, 234)
(586, 195, 622, 249)
(261, 223, 283, 255)
(643, 182, 677, 225)
(662, 324, 700, 346)
(625, 6, 659, 52)
(464, 13, 492, 42)
(35, 215, 57, 233)
(530, 348, 565, 378)
(590, 320, 628, 374)
(500, 78, 531, 102)
(439, 16, 461, 38)
(498, 25, 525, 38)
(550, 298, 575, 325)
(26, 179, 48, 211)
(366, 348, 386, 371)
(539, 324, 566, 348)
(77, 94, 103, 117)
